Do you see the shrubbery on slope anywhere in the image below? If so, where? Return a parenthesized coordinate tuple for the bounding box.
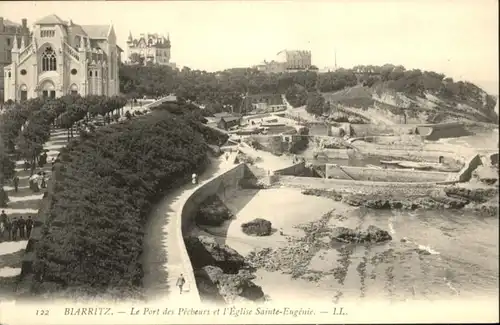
(30, 110, 218, 298)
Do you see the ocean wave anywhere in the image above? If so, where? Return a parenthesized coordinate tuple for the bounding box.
(417, 244, 441, 255)
(445, 278, 460, 295)
(401, 237, 441, 255)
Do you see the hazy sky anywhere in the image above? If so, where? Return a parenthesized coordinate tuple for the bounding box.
(1, 0, 498, 94)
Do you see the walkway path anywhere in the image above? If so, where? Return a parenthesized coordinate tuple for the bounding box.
(0, 126, 70, 279)
(142, 152, 237, 302)
(1, 97, 170, 280)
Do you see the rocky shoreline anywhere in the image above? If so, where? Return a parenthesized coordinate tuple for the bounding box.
(301, 185, 499, 215)
(185, 235, 266, 304)
(185, 195, 267, 304)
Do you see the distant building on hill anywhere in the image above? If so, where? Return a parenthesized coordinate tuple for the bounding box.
(282, 50, 312, 71)
(254, 49, 313, 74)
(213, 112, 241, 130)
(240, 93, 286, 114)
(125, 32, 175, 67)
(3, 14, 121, 102)
(0, 17, 31, 101)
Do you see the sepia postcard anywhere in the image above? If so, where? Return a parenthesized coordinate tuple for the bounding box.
(0, 0, 498, 324)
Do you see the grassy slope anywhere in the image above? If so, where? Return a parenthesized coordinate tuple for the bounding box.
(322, 84, 499, 125)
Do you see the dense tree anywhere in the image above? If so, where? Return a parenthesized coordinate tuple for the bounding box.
(30, 105, 228, 299)
(306, 91, 327, 116)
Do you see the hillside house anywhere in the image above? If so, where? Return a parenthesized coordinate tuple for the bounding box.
(217, 116, 241, 130)
(241, 94, 286, 114)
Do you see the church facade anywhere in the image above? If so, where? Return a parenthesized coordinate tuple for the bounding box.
(3, 14, 122, 102)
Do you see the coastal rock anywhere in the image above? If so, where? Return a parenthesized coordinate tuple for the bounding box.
(443, 186, 498, 203)
(241, 218, 273, 236)
(342, 194, 469, 210)
(218, 271, 265, 303)
(194, 266, 264, 304)
(195, 195, 233, 226)
(185, 236, 245, 273)
(194, 266, 226, 303)
(329, 225, 392, 244)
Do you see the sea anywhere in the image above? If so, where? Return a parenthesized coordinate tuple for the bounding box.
(316, 207, 499, 302)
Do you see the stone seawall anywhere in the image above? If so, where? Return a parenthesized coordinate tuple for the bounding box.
(273, 161, 306, 176)
(417, 122, 471, 141)
(325, 165, 453, 182)
(180, 163, 250, 300)
(277, 176, 448, 196)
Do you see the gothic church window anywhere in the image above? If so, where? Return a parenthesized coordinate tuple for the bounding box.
(41, 47, 57, 71)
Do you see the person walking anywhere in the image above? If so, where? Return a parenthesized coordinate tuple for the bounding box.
(176, 274, 186, 294)
(0, 210, 7, 225)
(11, 217, 18, 241)
(18, 216, 26, 239)
(26, 216, 33, 239)
(192, 173, 198, 185)
(41, 172, 47, 189)
(4, 219, 12, 241)
(13, 175, 20, 192)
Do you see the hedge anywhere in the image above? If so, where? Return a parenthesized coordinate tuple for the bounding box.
(29, 109, 223, 299)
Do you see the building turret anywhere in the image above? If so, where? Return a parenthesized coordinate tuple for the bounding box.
(166, 33, 171, 48)
(127, 31, 133, 43)
(11, 34, 19, 62)
(20, 34, 25, 50)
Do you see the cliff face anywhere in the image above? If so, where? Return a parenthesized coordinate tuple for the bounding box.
(323, 84, 498, 125)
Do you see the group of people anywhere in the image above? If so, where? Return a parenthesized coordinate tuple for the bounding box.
(28, 171, 48, 192)
(23, 152, 49, 171)
(0, 210, 33, 241)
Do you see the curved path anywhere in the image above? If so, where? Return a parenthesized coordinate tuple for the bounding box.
(142, 152, 238, 302)
(0, 98, 167, 286)
(0, 126, 69, 282)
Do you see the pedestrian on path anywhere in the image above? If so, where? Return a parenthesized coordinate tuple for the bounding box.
(18, 216, 26, 239)
(4, 220, 12, 241)
(26, 216, 33, 239)
(13, 175, 19, 192)
(176, 274, 186, 294)
(23, 160, 30, 171)
(41, 172, 47, 189)
(192, 173, 198, 185)
(0, 210, 7, 224)
(11, 218, 18, 241)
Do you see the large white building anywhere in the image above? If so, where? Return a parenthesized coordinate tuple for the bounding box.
(3, 14, 122, 102)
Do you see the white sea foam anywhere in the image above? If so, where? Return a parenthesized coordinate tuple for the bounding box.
(418, 244, 440, 255)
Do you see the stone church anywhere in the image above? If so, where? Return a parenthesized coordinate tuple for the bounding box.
(3, 14, 122, 102)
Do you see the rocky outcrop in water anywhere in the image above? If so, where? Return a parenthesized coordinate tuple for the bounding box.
(195, 195, 233, 226)
(194, 266, 265, 304)
(241, 218, 273, 236)
(185, 236, 245, 273)
(186, 236, 265, 304)
(330, 225, 392, 244)
(342, 194, 468, 210)
(443, 186, 498, 203)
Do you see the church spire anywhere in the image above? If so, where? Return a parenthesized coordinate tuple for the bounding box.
(128, 31, 133, 42)
(12, 34, 19, 52)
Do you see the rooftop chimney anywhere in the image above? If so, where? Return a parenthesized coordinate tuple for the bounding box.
(0, 17, 4, 32)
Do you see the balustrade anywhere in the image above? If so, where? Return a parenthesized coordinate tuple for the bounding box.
(64, 42, 80, 61)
